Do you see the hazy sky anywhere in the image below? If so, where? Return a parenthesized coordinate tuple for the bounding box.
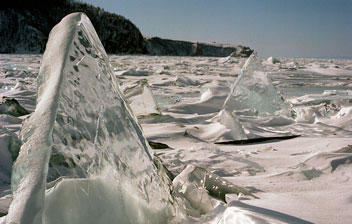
(82, 0, 352, 58)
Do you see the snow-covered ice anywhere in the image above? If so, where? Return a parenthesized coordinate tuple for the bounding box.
(1, 12, 352, 224)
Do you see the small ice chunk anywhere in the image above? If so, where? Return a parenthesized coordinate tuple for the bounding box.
(219, 51, 237, 63)
(173, 165, 258, 217)
(322, 90, 352, 96)
(118, 69, 152, 76)
(175, 75, 200, 86)
(0, 128, 20, 185)
(124, 79, 161, 117)
(281, 61, 298, 70)
(173, 165, 218, 216)
(267, 56, 280, 64)
(218, 110, 247, 140)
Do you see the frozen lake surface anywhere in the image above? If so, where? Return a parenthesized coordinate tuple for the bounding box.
(1, 52, 352, 223)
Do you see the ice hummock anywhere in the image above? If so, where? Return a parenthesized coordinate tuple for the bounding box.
(223, 52, 293, 118)
(6, 13, 175, 224)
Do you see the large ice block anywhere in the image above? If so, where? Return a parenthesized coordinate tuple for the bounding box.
(6, 13, 174, 224)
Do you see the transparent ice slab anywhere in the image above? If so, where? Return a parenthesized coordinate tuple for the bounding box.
(6, 13, 175, 224)
(124, 79, 161, 118)
(223, 52, 293, 118)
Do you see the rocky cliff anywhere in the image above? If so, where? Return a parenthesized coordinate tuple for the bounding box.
(0, 0, 147, 54)
(145, 37, 253, 57)
(1, 0, 253, 57)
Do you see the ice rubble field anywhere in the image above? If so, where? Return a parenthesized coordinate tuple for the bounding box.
(1, 13, 352, 224)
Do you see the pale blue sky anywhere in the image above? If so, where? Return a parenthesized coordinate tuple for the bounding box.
(82, 0, 352, 58)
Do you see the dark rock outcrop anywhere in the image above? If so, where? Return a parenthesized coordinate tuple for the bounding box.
(145, 37, 253, 57)
(0, 0, 147, 54)
(1, 0, 253, 56)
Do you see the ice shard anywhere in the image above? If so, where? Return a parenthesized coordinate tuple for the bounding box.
(223, 52, 293, 117)
(124, 79, 161, 118)
(6, 13, 175, 224)
(213, 52, 294, 141)
(217, 109, 247, 140)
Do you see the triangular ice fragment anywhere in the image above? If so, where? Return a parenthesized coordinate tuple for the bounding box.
(223, 52, 293, 117)
(6, 13, 174, 224)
